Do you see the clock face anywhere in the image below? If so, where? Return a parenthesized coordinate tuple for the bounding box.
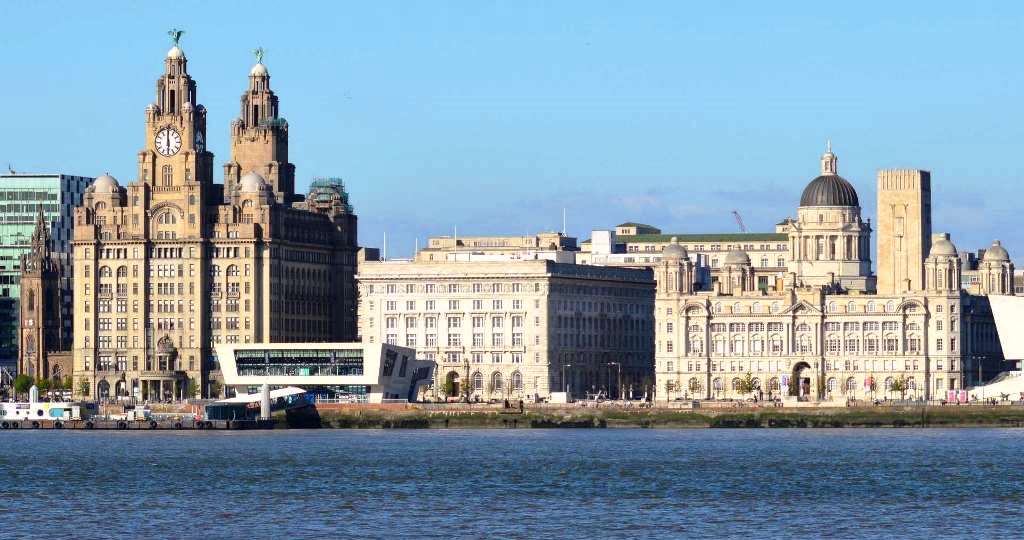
(195, 132, 205, 153)
(155, 127, 182, 156)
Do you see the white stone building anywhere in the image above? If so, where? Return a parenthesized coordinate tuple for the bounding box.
(357, 259, 655, 401)
(654, 147, 1009, 402)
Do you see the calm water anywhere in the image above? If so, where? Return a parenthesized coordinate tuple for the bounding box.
(1, 428, 1022, 539)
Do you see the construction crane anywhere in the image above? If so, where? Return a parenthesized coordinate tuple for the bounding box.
(731, 210, 747, 233)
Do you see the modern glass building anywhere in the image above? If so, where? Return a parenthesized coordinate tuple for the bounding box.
(0, 173, 92, 371)
(216, 342, 434, 403)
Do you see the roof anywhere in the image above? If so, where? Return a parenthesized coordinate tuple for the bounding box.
(799, 174, 860, 207)
(619, 232, 788, 243)
(217, 386, 307, 404)
(616, 222, 657, 228)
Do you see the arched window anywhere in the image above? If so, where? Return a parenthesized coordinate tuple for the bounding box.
(712, 378, 723, 391)
(884, 377, 894, 391)
(846, 377, 857, 393)
(95, 202, 107, 211)
(511, 371, 523, 392)
(846, 301, 855, 313)
(490, 372, 504, 393)
(162, 165, 173, 186)
(226, 265, 240, 277)
(886, 301, 895, 313)
(471, 372, 483, 391)
(116, 266, 128, 278)
(99, 266, 112, 278)
(688, 377, 701, 393)
(867, 301, 876, 312)
(27, 291, 35, 311)
(731, 378, 742, 391)
(158, 211, 177, 225)
(768, 377, 780, 392)
(826, 377, 837, 394)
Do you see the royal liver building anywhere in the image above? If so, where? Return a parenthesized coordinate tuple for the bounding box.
(71, 35, 359, 400)
(654, 146, 1010, 401)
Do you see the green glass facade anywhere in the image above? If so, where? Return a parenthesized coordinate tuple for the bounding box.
(0, 174, 91, 371)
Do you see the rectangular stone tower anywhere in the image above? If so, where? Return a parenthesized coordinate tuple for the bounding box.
(877, 169, 932, 294)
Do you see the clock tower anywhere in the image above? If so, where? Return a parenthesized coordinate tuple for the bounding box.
(138, 33, 214, 197)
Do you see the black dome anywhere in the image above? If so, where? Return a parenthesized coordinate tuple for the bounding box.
(799, 174, 859, 207)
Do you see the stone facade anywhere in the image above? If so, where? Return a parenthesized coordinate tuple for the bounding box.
(357, 260, 655, 400)
(654, 147, 1008, 402)
(877, 169, 932, 294)
(18, 211, 72, 384)
(71, 40, 358, 400)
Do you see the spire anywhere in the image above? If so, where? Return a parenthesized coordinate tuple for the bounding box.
(29, 206, 51, 261)
(820, 140, 837, 175)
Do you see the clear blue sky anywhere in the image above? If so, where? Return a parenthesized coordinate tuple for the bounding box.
(1, 1, 1021, 259)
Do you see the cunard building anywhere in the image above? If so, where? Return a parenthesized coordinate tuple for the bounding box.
(71, 34, 358, 400)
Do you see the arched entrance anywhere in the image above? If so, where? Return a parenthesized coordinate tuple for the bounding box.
(97, 380, 111, 399)
(445, 371, 461, 398)
(790, 362, 814, 400)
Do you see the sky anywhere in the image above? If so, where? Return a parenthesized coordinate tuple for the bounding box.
(1, 1, 1021, 259)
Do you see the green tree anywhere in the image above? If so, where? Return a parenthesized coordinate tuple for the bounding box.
(77, 378, 90, 398)
(185, 377, 200, 399)
(36, 378, 51, 395)
(13, 374, 33, 398)
(442, 378, 456, 399)
(209, 380, 223, 399)
(62, 376, 73, 391)
(735, 372, 758, 397)
(891, 376, 909, 400)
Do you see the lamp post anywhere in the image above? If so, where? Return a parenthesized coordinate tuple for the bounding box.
(562, 363, 573, 395)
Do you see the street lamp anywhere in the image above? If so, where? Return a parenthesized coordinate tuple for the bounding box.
(562, 363, 573, 394)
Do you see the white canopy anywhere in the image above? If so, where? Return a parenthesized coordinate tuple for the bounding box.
(217, 386, 307, 404)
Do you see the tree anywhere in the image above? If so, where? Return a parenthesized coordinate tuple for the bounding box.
(209, 380, 223, 399)
(62, 376, 73, 391)
(77, 378, 90, 398)
(442, 378, 456, 399)
(185, 377, 200, 400)
(36, 378, 51, 396)
(735, 372, 758, 397)
(13, 374, 33, 398)
(865, 375, 877, 398)
(688, 378, 703, 397)
(891, 376, 909, 400)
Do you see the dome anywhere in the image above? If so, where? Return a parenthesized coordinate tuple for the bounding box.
(723, 249, 751, 266)
(239, 171, 268, 193)
(167, 46, 184, 59)
(250, 63, 268, 76)
(800, 175, 860, 207)
(929, 236, 958, 258)
(983, 240, 1010, 262)
(662, 237, 688, 260)
(92, 174, 120, 193)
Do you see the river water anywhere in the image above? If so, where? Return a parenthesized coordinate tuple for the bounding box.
(1, 428, 1021, 539)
